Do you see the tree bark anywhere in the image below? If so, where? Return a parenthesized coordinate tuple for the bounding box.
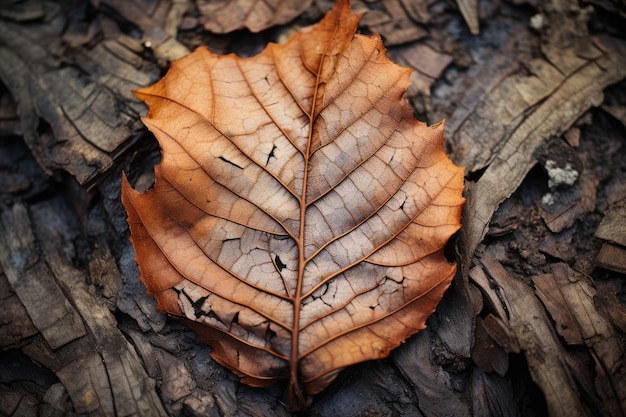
(1, 0, 625, 416)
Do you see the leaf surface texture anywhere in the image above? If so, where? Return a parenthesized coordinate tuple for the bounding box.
(121, 0, 465, 408)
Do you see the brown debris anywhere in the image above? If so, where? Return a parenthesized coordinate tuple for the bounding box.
(539, 170, 598, 233)
(472, 317, 509, 376)
(358, 0, 428, 45)
(595, 203, 626, 247)
(100, 0, 189, 63)
(0, 270, 38, 349)
(0, 201, 167, 416)
(455, 0, 626, 261)
(198, 0, 313, 33)
(391, 43, 453, 113)
(394, 327, 471, 416)
(481, 313, 520, 355)
(595, 243, 626, 274)
(478, 246, 597, 417)
(534, 263, 626, 417)
(537, 228, 576, 261)
(0, 2, 165, 188)
(594, 202, 626, 273)
(457, 0, 480, 35)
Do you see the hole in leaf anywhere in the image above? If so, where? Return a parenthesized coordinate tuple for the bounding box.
(207, 309, 220, 321)
(267, 326, 277, 340)
(274, 254, 287, 272)
(192, 295, 208, 317)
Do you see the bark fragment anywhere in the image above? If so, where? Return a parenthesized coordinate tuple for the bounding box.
(0, 201, 166, 416)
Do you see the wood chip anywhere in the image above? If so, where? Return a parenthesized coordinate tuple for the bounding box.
(0, 270, 38, 349)
(595, 242, 626, 274)
(532, 272, 584, 345)
(537, 227, 576, 261)
(481, 313, 520, 354)
(595, 203, 626, 246)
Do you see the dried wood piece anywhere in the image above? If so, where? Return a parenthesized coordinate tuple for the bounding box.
(457, 0, 480, 35)
(532, 272, 585, 345)
(88, 241, 124, 304)
(391, 43, 453, 113)
(0, 200, 167, 416)
(124, 326, 292, 416)
(479, 245, 596, 417)
(69, 38, 157, 104)
(0, 385, 37, 417)
(0, 11, 142, 187)
(0, 269, 38, 349)
(594, 203, 626, 246)
(595, 243, 626, 274)
(429, 283, 475, 359)
(539, 168, 597, 233)
(0, 204, 87, 349)
(469, 266, 509, 321)
(596, 280, 626, 335)
(449, 0, 626, 264)
(537, 228, 576, 261)
(534, 263, 626, 417)
(0, 0, 44, 21)
(481, 313, 520, 355)
(471, 369, 520, 417)
(458, 58, 566, 173)
(398, 0, 435, 24)
(460, 28, 626, 261)
(487, 198, 520, 237)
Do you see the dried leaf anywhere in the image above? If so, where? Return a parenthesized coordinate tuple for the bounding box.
(357, 0, 428, 46)
(198, 0, 313, 33)
(122, 0, 464, 408)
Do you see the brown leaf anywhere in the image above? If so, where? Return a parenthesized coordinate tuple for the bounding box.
(121, 0, 464, 409)
(357, 0, 428, 46)
(198, 0, 313, 33)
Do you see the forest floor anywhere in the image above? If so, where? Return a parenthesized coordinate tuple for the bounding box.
(1, 0, 625, 416)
